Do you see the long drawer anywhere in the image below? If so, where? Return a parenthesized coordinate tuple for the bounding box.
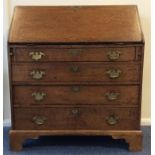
(13, 85, 139, 106)
(12, 47, 135, 62)
(12, 62, 140, 83)
(13, 107, 139, 130)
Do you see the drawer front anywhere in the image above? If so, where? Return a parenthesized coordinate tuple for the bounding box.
(12, 47, 135, 62)
(13, 85, 139, 106)
(13, 107, 139, 130)
(12, 62, 140, 82)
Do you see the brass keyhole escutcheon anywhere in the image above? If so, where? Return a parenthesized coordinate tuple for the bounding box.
(70, 66, 80, 73)
(71, 108, 80, 116)
(71, 86, 80, 92)
(69, 49, 83, 56)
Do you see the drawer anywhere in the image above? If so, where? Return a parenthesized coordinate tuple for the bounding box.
(13, 85, 139, 106)
(13, 107, 139, 130)
(12, 62, 140, 83)
(12, 47, 135, 62)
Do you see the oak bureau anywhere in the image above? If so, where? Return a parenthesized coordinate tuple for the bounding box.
(8, 5, 144, 151)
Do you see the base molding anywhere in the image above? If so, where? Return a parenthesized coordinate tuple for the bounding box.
(9, 130, 143, 152)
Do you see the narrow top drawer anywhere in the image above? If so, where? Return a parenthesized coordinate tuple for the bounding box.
(11, 47, 136, 62)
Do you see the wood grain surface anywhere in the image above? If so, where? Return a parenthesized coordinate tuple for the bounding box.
(8, 6, 144, 151)
(9, 6, 143, 43)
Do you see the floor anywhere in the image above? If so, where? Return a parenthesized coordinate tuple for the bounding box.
(3, 126, 150, 155)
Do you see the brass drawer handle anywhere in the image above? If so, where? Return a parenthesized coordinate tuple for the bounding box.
(32, 92, 46, 101)
(32, 116, 46, 125)
(30, 70, 45, 80)
(105, 92, 120, 101)
(69, 49, 82, 56)
(71, 108, 80, 115)
(29, 52, 45, 61)
(71, 86, 80, 92)
(106, 69, 122, 79)
(107, 50, 121, 60)
(70, 66, 80, 73)
(106, 114, 119, 125)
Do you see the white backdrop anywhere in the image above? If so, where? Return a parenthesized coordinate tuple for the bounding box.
(3, 0, 151, 125)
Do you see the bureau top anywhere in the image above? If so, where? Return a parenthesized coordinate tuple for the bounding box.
(9, 5, 144, 44)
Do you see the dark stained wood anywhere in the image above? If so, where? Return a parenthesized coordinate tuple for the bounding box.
(8, 6, 144, 152)
(9, 6, 143, 44)
(12, 47, 136, 62)
(12, 62, 140, 82)
(13, 107, 139, 130)
(13, 85, 139, 106)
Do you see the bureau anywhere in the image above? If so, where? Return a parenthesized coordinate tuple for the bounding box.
(8, 5, 144, 151)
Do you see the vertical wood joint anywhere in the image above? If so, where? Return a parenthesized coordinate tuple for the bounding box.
(135, 47, 143, 61)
